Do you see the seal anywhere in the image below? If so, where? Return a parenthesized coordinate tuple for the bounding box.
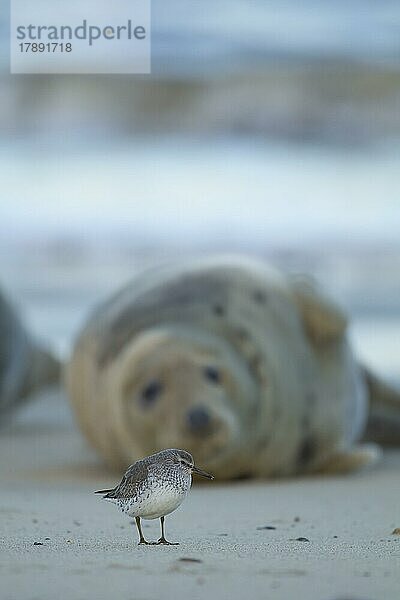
(67, 256, 400, 479)
(0, 288, 60, 420)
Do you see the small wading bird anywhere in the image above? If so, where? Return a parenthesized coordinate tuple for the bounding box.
(95, 449, 214, 545)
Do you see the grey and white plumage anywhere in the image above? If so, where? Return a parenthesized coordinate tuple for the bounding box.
(95, 448, 213, 545)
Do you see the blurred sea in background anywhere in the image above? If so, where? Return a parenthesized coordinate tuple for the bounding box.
(0, 0, 399, 382)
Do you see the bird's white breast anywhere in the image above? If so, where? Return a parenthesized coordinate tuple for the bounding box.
(126, 483, 188, 520)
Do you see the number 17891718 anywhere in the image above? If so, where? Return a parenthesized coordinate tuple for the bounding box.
(19, 42, 72, 52)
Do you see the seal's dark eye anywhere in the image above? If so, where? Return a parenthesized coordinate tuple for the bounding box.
(140, 380, 163, 407)
(203, 366, 221, 385)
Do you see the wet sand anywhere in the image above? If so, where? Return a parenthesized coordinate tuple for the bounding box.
(1, 391, 400, 600)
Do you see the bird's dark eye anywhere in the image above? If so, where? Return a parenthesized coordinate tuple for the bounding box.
(203, 366, 221, 384)
(140, 380, 163, 407)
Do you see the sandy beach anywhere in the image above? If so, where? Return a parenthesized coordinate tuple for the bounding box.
(1, 241, 399, 600)
(2, 0, 400, 597)
(1, 390, 399, 600)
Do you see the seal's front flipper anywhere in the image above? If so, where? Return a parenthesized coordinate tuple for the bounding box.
(290, 277, 347, 345)
(318, 444, 381, 475)
(363, 367, 400, 446)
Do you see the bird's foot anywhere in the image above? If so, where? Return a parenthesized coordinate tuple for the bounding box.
(138, 539, 157, 546)
(156, 537, 179, 546)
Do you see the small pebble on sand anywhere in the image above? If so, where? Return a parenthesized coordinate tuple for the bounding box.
(179, 558, 203, 564)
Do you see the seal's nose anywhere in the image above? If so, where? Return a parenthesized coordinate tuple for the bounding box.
(186, 406, 211, 434)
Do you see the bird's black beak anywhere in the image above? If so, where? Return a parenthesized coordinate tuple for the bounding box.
(192, 465, 214, 480)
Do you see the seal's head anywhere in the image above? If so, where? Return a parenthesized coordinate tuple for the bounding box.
(108, 326, 259, 477)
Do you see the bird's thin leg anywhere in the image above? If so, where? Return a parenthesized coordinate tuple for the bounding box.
(135, 517, 154, 545)
(156, 516, 179, 545)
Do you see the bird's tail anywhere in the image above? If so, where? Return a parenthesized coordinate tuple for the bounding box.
(94, 488, 114, 495)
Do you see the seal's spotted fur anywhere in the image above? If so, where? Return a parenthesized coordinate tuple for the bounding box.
(68, 257, 400, 479)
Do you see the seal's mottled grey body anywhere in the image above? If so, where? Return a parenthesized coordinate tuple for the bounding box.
(68, 256, 400, 479)
(0, 288, 59, 419)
